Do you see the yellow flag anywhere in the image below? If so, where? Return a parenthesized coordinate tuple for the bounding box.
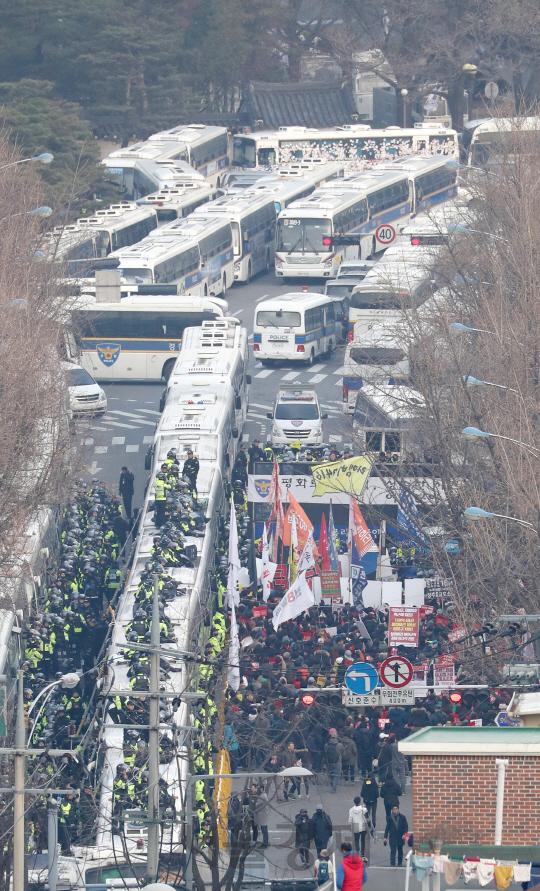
(312, 455, 374, 497)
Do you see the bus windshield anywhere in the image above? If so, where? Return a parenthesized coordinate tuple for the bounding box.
(256, 310, 301, 328)
(275, 403, 319, 420)
(118, 267, 153, 284)
(350, 291, 403, 309)
(325, 282, 359, 298)
(277, 218, 332, 253)
(233, 137, 257, 168)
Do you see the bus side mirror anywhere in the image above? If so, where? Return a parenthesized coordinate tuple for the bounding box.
(267, 412, 273, 419)
(225, 453, 230, 468)
(232, 428, 239, 439)
(235, 396, 241, 410)
(322, 413, 328, 419)
(144, 448, 152, 471)
(246, 375, 252, 385)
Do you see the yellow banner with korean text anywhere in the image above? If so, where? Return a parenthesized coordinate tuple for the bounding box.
(312, 455, 374, 497)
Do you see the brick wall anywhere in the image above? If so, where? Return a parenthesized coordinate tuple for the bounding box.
(411, 755, 540, 845)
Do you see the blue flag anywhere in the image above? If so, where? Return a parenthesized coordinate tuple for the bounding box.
(350, 537, 368, 608)
(328, 501, 340, 571)
(397, 488, 427, 547)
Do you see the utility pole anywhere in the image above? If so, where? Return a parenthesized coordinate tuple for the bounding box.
(14, 671, 25, 891)
(146, 574, 161, 884)
(47, 800, 59, 891)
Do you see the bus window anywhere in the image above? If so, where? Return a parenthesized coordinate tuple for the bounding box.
(257, 147, 276, 166)
(366, 431, 383, 452)
(233, 137, 256, 168)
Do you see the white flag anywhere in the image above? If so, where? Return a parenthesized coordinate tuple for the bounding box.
(227, 602, 240, 691)
(261, 523, 276, 602)
(297, 528, 315, 574)
(272, 571, 315, 630)
(227, 499, 240, 608)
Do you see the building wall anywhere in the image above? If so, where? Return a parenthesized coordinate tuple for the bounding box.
(412, 755, 540, 845)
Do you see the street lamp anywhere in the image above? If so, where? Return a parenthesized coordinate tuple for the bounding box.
(0, 206, 53, 223)
(0, 153, 54, 171)
(450, 322, 495, 335)
(464, 506, 538, 532)
(400, 89, 408, 128)
(461, 426, 539, 455)
(460, 375, 519, 395)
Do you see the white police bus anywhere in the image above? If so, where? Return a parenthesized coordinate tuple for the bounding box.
(50, 203, 158, 277)
(157, 214, 235, 292)
(191, 192, 276, 282)
(254, 291, 337, 364)
(275, 169, 411, 279)
(136, 181, 218, 224)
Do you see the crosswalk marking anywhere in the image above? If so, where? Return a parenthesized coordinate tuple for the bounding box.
(249, 413, 269, 420)
(249, 402, 272, 410)
(109, 410, 148, 420)
(308, 373, 327, 384)
(136, 408, 160, 416)
(311, 363, 326, 371)
(255, 369, 274, 378)
(84, 438, 94, 446)
(329, 434, 343, 442)
(143, 435, 154, 444)
(102, 420, 138, 429)
(94, 446, 108, 454)
(126, 444, 139, 453)
(91, 426, 107, 431)
(281, 371, 301, 381)
(333, 366, 346, 375)
(111, 437, 126, 445)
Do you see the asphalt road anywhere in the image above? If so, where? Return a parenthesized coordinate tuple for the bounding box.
(74, 271, 354, 513)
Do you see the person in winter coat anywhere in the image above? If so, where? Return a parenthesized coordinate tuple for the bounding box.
(324, 729, 344, 792)
(409, 705, 430, 728)
(336, 842, 368, 891)
(348, 796, 369, 857)
(354, 722, 374, 776)
(310, 805, 333, 855)
(383, 805, 408, 866)
(342, 731, 358, 784)
(388, 739, 406, 794)
(377, 737, 393, 782)
(250, 784, 269, 847)
(227, 793, 243, 845)
(380, 774, 402, 818)
(314, 849, 334, 886)
(360, 776, 379, 829)
(295, 809, 311, 867)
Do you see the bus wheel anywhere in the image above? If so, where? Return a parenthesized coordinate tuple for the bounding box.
(307, 349, 315, 366)
(162, 359, 176, 381)
(245, 261, 252, 284)
(265, 249, 271, 273)
(222, 273, 227, 292)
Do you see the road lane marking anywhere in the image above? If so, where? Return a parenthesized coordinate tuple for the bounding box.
(126, 444, 139, 452)
(102, 420, 138, 429)
(308, 373, 327, 383)
(255, 369, 274, 378)
(111, 437, 126, 445)
(143, 436, 154, 444)
(94, 446, 108, 454)
(281, 371, 301, 380)
(136, 409, 160, 415)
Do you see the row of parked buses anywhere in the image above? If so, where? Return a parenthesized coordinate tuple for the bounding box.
(92, 317, 249, 870)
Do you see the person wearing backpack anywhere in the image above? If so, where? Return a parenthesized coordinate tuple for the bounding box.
(314, 849, 333, 886)
(348, 796, 369, 857)
(324, 728, 344, 792)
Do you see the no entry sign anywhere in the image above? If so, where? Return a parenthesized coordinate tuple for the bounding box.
(375, 224, 396, 245)
(380, 656, 413, 688)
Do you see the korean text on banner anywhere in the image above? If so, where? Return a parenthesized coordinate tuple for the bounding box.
(388, 606, 420, 647)
(272, 571, 315, 630)
(312, 455, 374, 497)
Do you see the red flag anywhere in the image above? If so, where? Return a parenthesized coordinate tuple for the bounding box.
(282, 491, 318, 555)
(319, 513, 330, 571)
(348, 495, 376, 559)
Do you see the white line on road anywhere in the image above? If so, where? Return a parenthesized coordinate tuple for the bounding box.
(84, 438, 94, 446)
(255, 369, 274, 378)
(91, 426, 107, 431)
(329, 434, 343, 442)
(281, 371, 301, 380)
(333, 367, 346, 375)
(127, 399, 137, 402)
(311, 364, 326, 371)
(249, 402, 272, 410)
(335, 380, 342, 386)
(143, 435, 154, 444)
(88, 461, 102, 472)
(126, 444, 139, 452)
(94, 446, 108, 454)
(136, 409, 160, 415)
(308, 373, 327, 383)
(108, 410, 147, 420)
(102, 420, 138, 429)
(249, 413, 269, 420)
(111, 437, 126, 445)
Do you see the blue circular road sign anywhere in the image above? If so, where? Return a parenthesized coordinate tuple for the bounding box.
(344, 662, 379, 694)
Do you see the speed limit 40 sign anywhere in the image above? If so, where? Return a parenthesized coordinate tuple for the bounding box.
(375, 224, 396, 246)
